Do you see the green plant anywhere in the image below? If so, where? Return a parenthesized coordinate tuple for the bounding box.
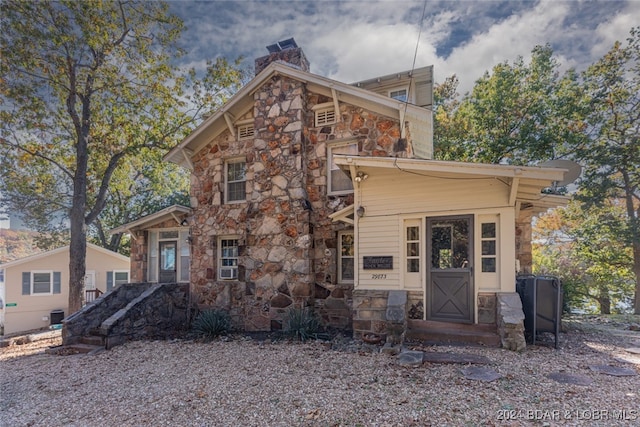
(191, 309, 232, 341)
(283, 306, 321, 342)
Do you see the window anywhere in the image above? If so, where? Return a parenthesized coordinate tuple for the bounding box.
(328, 141, 357, 195)
(338, 231, 354, 283)
(219, 238, 239, 280)
(406, 225, 420, 273)
(237, 122, 255, 140)
(107, 270, 129, 291)
(225, 159, 246, 203)
(389, 87, 408, 102)
(22, 271, 61, 295)
(481, 222, 497, 272)
(313, 102, 336, 126)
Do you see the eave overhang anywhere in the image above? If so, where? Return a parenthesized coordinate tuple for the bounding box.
(109, 205, 192, 236)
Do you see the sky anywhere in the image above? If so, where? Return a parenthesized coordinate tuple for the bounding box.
(168, 0, 639, 94)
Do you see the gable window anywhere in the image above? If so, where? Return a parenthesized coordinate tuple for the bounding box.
(328, 141, 357, 195)
(389, 87, 408, 102)
(219, 237, 239, 280)
(225, 158, 246, 203)
(313, 102, 337, 127)
(338, 231, 354, 284)
(22, 271, 61, 295)
(237, 119, 255, 140)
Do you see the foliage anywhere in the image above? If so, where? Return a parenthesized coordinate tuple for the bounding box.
(283, 307, 321, 342)
(191, 309, 232, 341)
(0, 1, 244, 312)
(434, 45, 585, 165)
(533, 199, 635, 314)
(573, 26, 640, 314)
(0, 229, 41, 263)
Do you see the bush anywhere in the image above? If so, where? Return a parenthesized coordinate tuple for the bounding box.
(191, 309, 231, 341)
(283, 307, 321, 342)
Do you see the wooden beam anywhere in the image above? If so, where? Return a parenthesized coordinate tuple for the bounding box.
(331, 88, 341, 122)
(509, 177, 520, 206)
(223, 112, 235, 138)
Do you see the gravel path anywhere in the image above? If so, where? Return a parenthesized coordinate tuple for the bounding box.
(1, 323, 639, 426)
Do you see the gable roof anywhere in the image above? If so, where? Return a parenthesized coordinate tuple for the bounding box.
(109, 204, 191, 235)
(164, 61, 433, 169)
(0, 242, 129, 270)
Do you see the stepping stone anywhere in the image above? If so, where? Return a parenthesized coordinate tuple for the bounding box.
(422, 352, 492, 365)
(398, 350, 424, 367)
(460, 366, 502, 382)
(625, 347, 640, 355)
(546, 372, 593, 386)
(589, 365, 637, 376)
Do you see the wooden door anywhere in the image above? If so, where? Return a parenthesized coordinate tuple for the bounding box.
(427, 216, 473, 323)
(159, 241, 177, 283)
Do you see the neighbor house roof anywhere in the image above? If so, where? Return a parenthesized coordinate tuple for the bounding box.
(0, 242, 129, 270)
(333, 155, 570, 211)
(164, 61, 432, 168)
(109, 205, 191, 235)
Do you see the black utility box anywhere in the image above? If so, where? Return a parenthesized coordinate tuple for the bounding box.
(50, 309, 65, 325)
(516, 275, 562, 348)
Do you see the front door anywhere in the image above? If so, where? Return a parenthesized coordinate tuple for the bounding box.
(159, 241, 177, 283)
(427, 216, 473, 323)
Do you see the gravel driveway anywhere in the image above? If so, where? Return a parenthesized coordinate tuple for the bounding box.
(1, 321, 639, 426)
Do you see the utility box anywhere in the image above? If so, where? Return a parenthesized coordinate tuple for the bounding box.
(50, 309, 65, 325)
(516, 276, 562, 348)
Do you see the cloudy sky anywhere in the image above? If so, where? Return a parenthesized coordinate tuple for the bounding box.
(169, 0, 639, 94)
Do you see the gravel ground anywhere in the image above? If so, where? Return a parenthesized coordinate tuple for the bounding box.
(1, 319, 639, 426)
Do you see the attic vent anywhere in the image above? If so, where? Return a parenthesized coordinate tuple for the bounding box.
(313, 102, 337, 127)
(238, 123, 255, 140)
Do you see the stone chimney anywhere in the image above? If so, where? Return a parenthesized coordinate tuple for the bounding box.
(254, 37, 310, 75)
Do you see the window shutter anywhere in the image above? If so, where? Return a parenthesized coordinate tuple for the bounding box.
(53, 272, 61, 294)
(106, 271, 113, 291)
(22, 272, 31, 295)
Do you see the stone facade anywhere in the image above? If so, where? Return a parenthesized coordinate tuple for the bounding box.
(516, 206, 535, 274)
(188, 65, 412, 332)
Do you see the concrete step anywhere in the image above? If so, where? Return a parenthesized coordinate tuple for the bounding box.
(406, 319, 501, 347)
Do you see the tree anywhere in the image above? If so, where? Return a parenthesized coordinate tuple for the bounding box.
(534, 199, 635, 314)
(575, 27, 640, 314)
(434, 45, 585, 165)
(0, 1, 243, 313)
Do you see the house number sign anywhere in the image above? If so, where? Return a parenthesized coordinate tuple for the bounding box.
(363, 256, 393, 270)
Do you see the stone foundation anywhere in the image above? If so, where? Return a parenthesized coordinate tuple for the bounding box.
(478, 293, 497, 324)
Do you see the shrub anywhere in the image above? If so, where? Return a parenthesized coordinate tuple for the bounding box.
(191, 309, 232, 341)
(283, 306, 321, 342)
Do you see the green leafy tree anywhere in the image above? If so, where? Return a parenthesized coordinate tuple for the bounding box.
(575, 27, 640, 314)
(534, 199, 635, 314)
(0, 1, 243, 313)
(434, 45, 585, 165)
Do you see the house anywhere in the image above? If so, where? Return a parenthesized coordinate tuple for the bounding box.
(114, 39, 569, 345)
(0, 243, 130, 335)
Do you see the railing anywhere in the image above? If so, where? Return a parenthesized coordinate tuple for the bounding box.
(85, 289, 104, 304)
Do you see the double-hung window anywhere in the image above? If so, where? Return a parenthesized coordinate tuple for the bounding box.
(219, 238, 239, 280)
(225, 158, 246, 203)
(22, 271, 61, 295)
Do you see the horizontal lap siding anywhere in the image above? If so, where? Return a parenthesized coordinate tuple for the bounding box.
(358, 216, 400, 289)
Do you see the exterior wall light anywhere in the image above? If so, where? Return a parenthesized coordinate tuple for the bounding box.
(354, 171, 368, 182)
(356, 206, 365, 217)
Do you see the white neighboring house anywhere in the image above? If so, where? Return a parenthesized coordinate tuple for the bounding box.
(0, 243, 130, 336)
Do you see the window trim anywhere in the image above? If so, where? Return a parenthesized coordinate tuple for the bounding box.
(388, 86, 409, 102)
(113, 270, 130, 287)
(313, 102, 336, 127)
(218, 236, 240, 281)
(327, 140, 358, 195)
(338, 231, 354, 285)
(224, 157, 247, 204)
(31, 270, 53, 295)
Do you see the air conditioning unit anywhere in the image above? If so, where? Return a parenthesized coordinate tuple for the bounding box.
(219, 267, 237, 280)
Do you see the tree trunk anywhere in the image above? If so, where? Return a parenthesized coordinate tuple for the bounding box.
(597, 283, 611, 315)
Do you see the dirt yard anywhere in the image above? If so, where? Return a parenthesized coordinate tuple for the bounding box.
(1, 315, 639, 426)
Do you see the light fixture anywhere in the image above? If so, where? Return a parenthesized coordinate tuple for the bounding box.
(356, 206, 365, 218)
(180, 218, 188, 226)
(354, 171, 369, 182)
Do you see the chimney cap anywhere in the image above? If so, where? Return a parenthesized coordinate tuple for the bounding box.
(266, 37, 298, 53)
